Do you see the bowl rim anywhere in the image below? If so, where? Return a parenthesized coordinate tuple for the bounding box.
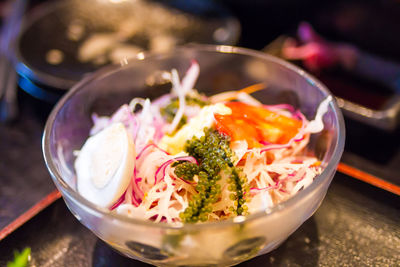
(42, 44, 345, 230)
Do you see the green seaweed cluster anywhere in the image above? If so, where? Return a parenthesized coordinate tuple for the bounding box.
(174, 128, 249, 223)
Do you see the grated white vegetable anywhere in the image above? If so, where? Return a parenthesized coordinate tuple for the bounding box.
(165, 61, 200, 134)
(305, 95, 332, 133)
(78, 63, 332, 224)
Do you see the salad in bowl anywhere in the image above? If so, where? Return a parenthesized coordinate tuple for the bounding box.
(74, 61, 332, 225)
(43, 45, 344, 266)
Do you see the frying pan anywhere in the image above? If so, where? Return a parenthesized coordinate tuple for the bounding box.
(15, 0, 240, 96)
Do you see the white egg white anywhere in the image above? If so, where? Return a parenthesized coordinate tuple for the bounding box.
(75, 122, 135, 208)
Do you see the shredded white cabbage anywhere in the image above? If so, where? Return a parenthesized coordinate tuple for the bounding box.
(306, 95, 332, 133)
(165, 61, 200, 134)
(76, 62, 332, 224)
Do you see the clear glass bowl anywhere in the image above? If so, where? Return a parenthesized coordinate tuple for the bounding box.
(43, 45, 345, 266)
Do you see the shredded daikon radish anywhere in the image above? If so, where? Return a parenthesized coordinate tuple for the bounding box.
(76, 62, 332, 224)
(306, 95, 332, 133)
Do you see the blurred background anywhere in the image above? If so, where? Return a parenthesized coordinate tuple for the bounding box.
(2, 0, 400, 101)
(2, 0, 400, 124)
(3, 0, 398, 177)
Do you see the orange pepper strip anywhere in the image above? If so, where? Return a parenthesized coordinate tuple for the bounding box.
(238, 82, 267, 95)
(215, 102, 302, 148)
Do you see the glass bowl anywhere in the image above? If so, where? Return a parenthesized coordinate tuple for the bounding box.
(42, 45, 345, 266)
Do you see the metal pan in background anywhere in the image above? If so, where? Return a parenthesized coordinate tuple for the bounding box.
(15, 0, 240, 99)
(263, 36, 400, 131)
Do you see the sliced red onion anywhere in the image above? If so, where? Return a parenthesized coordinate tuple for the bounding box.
(131, 189, 141, 207)
(136, 144, 154, 160)
(291, 159, 304, 164)
(263, 104, 296, 112)
(153, 116, 167, 142)
(132, 167, 144, 199)
(294, 172, 307, 183)
(175, 156, 198, 164)
(259, 143, 292, 153)
(259, 140, 272, 146)
(136, 143, 169, 160)
(154, 156, 198, 185)
(94, 104, 139, 140)
(152, 93, 173, 107)
(250, 184, 279, 193)
(292, 110, 307, 141)
(278, 172, 297, 184)
(110, 192, 126, 210)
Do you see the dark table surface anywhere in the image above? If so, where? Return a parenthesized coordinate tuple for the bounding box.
(0, 91, 55, 231)
(0, 170, 399, 266)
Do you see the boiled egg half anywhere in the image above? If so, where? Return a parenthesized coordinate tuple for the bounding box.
(75, 122, 135, 208)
